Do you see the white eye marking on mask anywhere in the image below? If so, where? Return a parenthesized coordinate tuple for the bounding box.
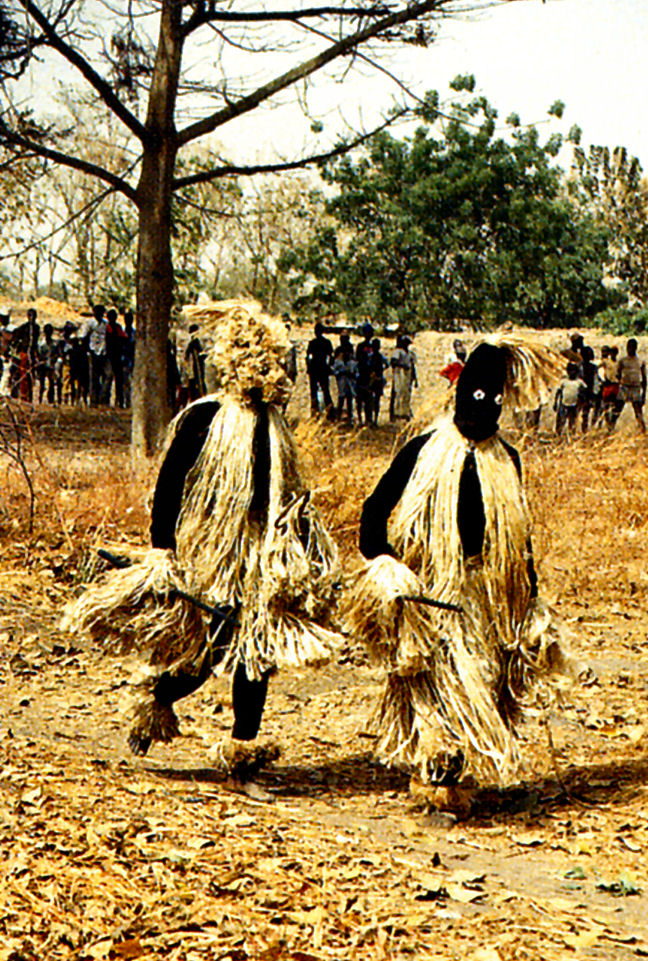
(473, 389, 485, 401)
(494, 393, 503, 405)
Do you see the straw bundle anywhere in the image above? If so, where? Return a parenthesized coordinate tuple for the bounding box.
(61, 300, 344, 751)
(345, 554, 444, 673)
(182, 299, 292, 407)
(392, 418, 531, 645)
(509, 596, 576, 705)
(172, 398, 345, 681)
(349, 417, 571, 785)
(60, 548, 206, 663)
(485, 333, 566, 412)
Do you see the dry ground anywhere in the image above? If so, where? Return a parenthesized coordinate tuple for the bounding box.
(1, 377, 648, 961)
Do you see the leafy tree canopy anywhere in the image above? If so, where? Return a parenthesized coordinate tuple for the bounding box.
(282, 80, 614, 330)
(571, 144, 648, 311)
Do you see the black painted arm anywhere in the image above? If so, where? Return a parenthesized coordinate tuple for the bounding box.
(150, 400, 221, 550)
(359, 432, 431, 559)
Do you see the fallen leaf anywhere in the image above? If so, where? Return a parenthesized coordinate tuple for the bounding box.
(109, 939, 145, 959)
(470, 948, 501, 961)
(596, 876, 640, 896)
(563, 929, 601, 950)
(446, 881, 486, 904)
(617, 836, 641, 853)
(626, 723, 645, 744)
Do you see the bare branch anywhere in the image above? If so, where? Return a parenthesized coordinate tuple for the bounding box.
(0, 181, 120, 262)
(14, 0, 148, 142)
(174, 108, 407, 189)
(0, 127, 138, 201)
(298, 17, 428, 106)
(177, 0, 443, 146)
(0, 399, 35, 535)
(183, 4, 392, 35)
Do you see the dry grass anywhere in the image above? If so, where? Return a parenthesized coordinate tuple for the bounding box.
(521, 432, 648, 604)
(1, 391, 648, 960)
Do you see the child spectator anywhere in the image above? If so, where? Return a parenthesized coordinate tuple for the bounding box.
(332, 334, 357, 424)
(554, 362, 586, 435)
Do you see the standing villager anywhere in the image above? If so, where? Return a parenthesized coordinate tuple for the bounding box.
(13, 308, 39, 402)
(368, 337, 388, 426)
(69, 333, 90, 405)
(554, 362, 587, 436)
(389, 335, 418, 422)
(105, 308, 126, 408)
(62, 300, 344, 779)
(87, 304, 107, 406)
(599, 345, 620, 426)
(60, 322, 75, 404)
(122, 310, 136, 408)
(306, 322, 333, 414)
(36, 323, 56, 404)
(439, 339, 467, 386)
(355, 323, 375, 426)
(610, 338, 646, 433)
(347, 337, 572, 807)
(580, 346, 600, 433)
(0, 313, 11, 398)
(332, 334, 357, 423)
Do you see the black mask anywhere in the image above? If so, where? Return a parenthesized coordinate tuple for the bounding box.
(454, 344, 507, 441)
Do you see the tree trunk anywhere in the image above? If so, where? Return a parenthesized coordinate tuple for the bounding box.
(131, 0, 184, 457)
(132, 147, 176, 455)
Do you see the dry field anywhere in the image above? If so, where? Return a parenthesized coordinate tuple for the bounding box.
(1, 359, 648, 961)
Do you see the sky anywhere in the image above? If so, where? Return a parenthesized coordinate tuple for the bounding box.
(18, 0, 648, 170)
(421, 0, 648, 163)
(218, 0, 648, 170)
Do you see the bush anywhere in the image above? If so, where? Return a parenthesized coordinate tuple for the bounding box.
(588, 305, 648, 335)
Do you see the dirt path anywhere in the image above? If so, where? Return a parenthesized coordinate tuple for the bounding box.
(2, 586, 648, 960)
(2, 405, 648, 960)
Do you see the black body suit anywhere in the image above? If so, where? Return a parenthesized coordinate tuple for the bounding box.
(149, 398, 271, 741)
(359, 430, 537, 597)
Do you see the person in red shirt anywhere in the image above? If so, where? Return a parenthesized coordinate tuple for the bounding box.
(439, 339, 467, 385)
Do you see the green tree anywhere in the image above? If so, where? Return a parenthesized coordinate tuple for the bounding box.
(283, 81, 612, 329)
(0, 0, 461, 454)
(571, 145, 648, 308)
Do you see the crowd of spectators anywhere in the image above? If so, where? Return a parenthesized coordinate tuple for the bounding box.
(553, 333, 646, 435)
(0, 306, 135, 408)
(1, 307, 645, 436)
(305, 322, 418, 426)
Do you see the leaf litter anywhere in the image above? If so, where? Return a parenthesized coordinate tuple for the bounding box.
(1, 371, 648, 958)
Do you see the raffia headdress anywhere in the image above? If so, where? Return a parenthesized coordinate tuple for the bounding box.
(484, 332, 566, 411)
(182, 299, 292, 407)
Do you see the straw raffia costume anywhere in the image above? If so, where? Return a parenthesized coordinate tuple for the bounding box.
(349, 340, 572, 789)
(63, 301, 343, 763)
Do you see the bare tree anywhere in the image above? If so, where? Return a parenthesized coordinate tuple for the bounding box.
(0, 0, 496, 454)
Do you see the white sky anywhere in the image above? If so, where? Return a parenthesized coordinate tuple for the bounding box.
(423, 0, 648, 162)
(221, 0, 648, 169)
(21, 0, 648, 169)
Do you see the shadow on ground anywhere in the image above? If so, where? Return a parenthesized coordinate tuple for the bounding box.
(148, 750, 648, 822)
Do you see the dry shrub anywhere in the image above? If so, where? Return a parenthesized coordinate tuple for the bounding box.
(293, 418, 400, 562)
(0, 406, 154, 574)
(521, 432, 648, 603)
